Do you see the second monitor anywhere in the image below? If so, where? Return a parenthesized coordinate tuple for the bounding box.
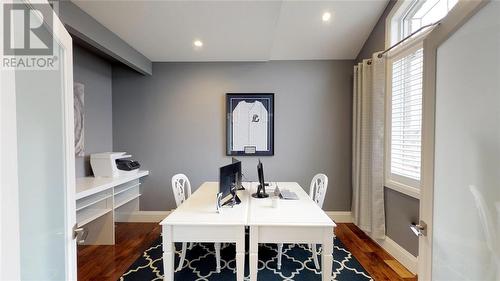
(252, 159, 269, 198)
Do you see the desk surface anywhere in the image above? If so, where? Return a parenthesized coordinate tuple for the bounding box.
(161, 181, 335, 228)
(160, 182, 249, 226)
(76, 170, 149, 200)
(247, 182, 335, 227)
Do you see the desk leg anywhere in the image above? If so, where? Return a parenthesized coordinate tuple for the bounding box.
(235, 227, 245, 281)
(249, 226, 259, 281)
(321, 227, 333, 281)
(163, 225, 174, 281)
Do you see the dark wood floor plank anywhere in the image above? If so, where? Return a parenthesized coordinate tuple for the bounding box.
(78, 222, 161, 281)
(343, 223, 395, 260)
(335, 223, 416, 281)
(340, 223, 378, 253)
(335, 225, 392, 280)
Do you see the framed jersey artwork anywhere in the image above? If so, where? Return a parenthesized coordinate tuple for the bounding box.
(226, 93, 274, 156)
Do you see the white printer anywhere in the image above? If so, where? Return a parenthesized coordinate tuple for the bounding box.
(90, 152, 141, 178)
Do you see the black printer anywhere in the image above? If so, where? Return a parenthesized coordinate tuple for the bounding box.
(115, 159, 141, 171)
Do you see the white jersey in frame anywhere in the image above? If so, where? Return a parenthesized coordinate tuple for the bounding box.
(232, 101, 268, 151)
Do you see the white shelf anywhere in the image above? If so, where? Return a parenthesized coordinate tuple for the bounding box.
(76, 192, 112, 212)
(114, 183, 140, 196)
(76, 170, 149, 200)
(114, 194, 141, 209)
(77, 208, 112, 227)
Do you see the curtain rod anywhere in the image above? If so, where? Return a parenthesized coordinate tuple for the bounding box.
(377, 21, 441, 58)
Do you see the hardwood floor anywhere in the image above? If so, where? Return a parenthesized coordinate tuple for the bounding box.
(78, 223, 161, 281)
(335, 223, 417, 281)
(77, 222, 416, 281)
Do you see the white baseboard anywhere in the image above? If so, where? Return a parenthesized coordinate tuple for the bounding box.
(115, 211, 170, 223)
(325, 211, 418, 274)
(325, 211, 353, 223)
(375, 236, 418, 274)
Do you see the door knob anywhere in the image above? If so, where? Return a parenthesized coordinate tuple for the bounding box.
(73, 224, 88, 245)
(410, 221, 427, 237)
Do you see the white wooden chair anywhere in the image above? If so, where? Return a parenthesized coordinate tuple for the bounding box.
(276, 174, 328, 270)
(172, 174, 221, 272)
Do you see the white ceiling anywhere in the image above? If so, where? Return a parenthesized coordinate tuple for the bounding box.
(72, 0, 388, 62)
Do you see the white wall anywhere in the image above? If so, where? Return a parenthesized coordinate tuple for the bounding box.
(432, 2, 500, 280)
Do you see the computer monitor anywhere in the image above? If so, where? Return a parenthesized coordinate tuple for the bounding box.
(252, 159, 269, 198)
(219, 161, 242, 206)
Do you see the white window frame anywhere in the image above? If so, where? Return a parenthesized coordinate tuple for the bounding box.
(385, 41, 424, 199)
(385, 0, 417, 49)
(385, 1, 458, 199)
(385, 0, 425, 199)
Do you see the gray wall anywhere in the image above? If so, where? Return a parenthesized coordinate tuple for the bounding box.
(356, 0, 397, 63)
(355, 0, 419, 256)
(112, 61, 354, 211)
(385, 188, 419, 256)
(73, 43, 113, 177)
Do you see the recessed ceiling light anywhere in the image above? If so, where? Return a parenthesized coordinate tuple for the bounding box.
(322, 12, 331, 22)
(193, 40, 203, 48)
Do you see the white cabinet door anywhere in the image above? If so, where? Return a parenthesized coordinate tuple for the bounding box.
(1, 0, 76, 280)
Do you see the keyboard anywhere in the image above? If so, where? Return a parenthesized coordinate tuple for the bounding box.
(279, 189, 299, 200)
(273, 185, 299, 200)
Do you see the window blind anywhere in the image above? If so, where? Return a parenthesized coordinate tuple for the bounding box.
(390, 48, 423, 181)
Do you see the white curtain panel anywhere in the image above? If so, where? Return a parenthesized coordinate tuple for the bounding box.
(352, 52, 386, 239)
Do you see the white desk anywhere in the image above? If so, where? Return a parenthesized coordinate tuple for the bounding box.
(160, 181, 336, 281)
(248, 182, 336, 281)
(75, 170, 149, 245)
(160, 182, 248, 281)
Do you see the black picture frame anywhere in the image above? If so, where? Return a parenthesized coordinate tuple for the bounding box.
(226, 93, 274, 156)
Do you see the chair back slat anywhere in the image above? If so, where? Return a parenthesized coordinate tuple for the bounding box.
(309, 174, 328, 208)
(172, 174, 192, 207)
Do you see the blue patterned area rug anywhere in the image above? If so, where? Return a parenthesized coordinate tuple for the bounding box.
(119, 237, 372, 281)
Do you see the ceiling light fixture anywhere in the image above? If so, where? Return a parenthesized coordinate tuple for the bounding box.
(193, 40, 203, 48)
(322, 12, 331, 22)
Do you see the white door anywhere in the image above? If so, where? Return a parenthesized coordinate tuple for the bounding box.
(0, 0, 76, 280)
(419, 1, 500, 280)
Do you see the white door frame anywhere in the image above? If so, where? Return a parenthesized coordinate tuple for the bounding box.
(419, 1, 489, 280)
(0, 7, 21, 278)
(0, 0, 76, 279)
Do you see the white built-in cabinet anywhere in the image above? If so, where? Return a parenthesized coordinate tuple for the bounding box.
(75, 171, 149, 245)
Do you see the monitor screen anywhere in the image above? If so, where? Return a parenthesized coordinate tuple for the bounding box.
(257, 160, 264, 187)
(219, 161, 241, 200)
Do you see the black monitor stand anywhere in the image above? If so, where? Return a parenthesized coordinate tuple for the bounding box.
(222, 183, 242, 207)
(222, 194, 241, 207)
(252, 182, 269, 198)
